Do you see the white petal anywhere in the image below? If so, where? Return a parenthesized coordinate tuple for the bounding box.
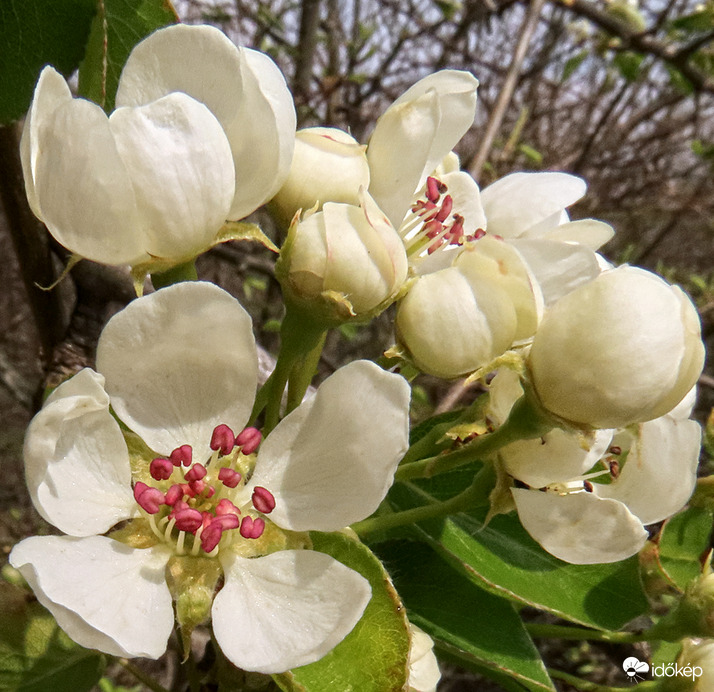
(439, 170, 487, 234)
(109, 93, 235, 260)
(96, 282, 257, 458)
(368, 90, 441, 227)
(24, 369, 135, 536)
(597, 417, 701, 525)
(510, 238, 602, 307)
(408, 624, 441, 692)
(10, 536, 173, 658)
(214, 549, 371, 673)
(33, 98, 147, 265)
(225, 47, 297, 219)
(512, 488, 647, 564)
(481, 172, 586, 238)
(20, 66, 72, 219)
(501, 428, 613, 488)
(487, 368, 524, 425)
(539, 218, 615, 250)
(249, 361, 411, 531)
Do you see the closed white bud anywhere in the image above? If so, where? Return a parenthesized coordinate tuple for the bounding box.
(271, 127, 370, 224)
(529, 266, 704, 429)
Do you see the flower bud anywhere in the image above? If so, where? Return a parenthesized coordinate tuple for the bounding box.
(271, 127, 370, 224)
(528, 266, 704, 429)
(277, 191, 408, 322)
(396, 263, 518, 379)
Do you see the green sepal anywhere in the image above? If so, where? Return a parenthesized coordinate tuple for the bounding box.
(272, 531, 410, 692)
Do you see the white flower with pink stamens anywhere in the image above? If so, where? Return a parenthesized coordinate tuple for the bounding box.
(10, 281, 411, 673)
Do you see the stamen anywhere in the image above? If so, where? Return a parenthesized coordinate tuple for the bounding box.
(173, 507, 203, 533)
(200, 522, 223, 553)
(169, 444, 193, 467)
(150, 457, 174, 481)
(239, 516, 265, 539)
(211, 424, 235, 455)
(252, 486, 276, 514)
(434, 195, 453, 223)
(133, 482, 164, 514)
(165, 484, 184, 506)
(218, 467, 242, 488)
(426, 176, 441, 203)
(185, 463, 207, 482)
(216, 498, 240, 516)
(235, 427, 262, 455)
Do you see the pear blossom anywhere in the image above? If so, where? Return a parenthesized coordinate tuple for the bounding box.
(271, 127, 370, 223)
(528, 265, 705, 429)
(21, 24, 295, 267)
(10, 282, 411, 673)
(277, 191, 408, 321)
(678, 639, 714, 690)
(407, 624, 441, 692)
(489, 370, 701, 564)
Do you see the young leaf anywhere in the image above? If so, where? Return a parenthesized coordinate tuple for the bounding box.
(273, 532, 410, 692)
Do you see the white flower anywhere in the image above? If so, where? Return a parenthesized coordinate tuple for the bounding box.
(679, 638, 714, 690)
(10, 282, 411, 673)
(21, 24, 295, 267)
(490, 370, 701, 564)
(279, 191, 408, 320)
(271, 127, 370, 223)
(407, 624, 441, 692)
(528, 265, 705, 429)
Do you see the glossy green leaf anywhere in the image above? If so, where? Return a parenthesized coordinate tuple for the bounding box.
(374, 540, 555, 692)
(0, 581, 105, 692)
(78, 0, 178, 111)
(387, 472, 649, 630)
(657, 507, 713, 591)
(0, 0, 97, 124)
(273, 532, 410, 692)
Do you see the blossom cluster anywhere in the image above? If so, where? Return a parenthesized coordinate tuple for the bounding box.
(10, 18, 707, 687)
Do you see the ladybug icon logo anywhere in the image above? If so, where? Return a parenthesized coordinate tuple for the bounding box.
(622, 657, 649, 682)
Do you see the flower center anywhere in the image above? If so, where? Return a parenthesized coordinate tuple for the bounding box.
(133, 424, 276, 557)
(400, 176, 484, 258)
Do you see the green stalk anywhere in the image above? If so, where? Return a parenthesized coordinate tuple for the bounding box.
(286, 330, 327, 413)
(352, 465, 493, 538)
(117, 658, 171, 692)
(151, 260, 198, 289)
(526, 623, 649, 644)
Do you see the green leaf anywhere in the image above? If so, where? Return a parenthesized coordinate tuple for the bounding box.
(273, 532, 409, 692)
(562, 51, 587, 81)
(387, 473, 649, 630)
(374, 541, 555, 692)
(78, 0, 178, 112)
(613, 51, 644, 81)
(657, 507, 713, 591)
(0, 0, 97, 124)
(0, 581, 105, 691)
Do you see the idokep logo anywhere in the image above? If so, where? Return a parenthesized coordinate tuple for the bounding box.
(622, 657, 649, 682)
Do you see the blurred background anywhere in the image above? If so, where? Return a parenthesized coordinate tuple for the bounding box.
(1, 0, 713, 688)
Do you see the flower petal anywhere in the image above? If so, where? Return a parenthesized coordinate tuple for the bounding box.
(539, 218, 615, 250)
(512, 488, 647, 564)
(214, 549, 371, 673)
(249, 360, 410, 531)
(408, 624, 441, 692)
(10, 536, 173, 658)
(96, 282, 257, 458)
(24, 369, 135, 536)
(20, 66, 72, 219)
(481, 172, 586, 238)
(109, 92, 235, 260)
(32, 98, 147, 265)
(597, 416, 701, 525)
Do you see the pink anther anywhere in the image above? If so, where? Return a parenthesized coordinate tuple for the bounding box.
(235, 427, 262, 455)
(218, 467, 242, 488)
(173, 507, 203, 533)
(150, 457, 174, 481)
(424, 219, 443, 239)
(189, 480, 213, 497)
(426, 176, 441, 203)
(252, 486, 276, 514)
(435, 195, 453, 223)
(133, 483, 164, 515)
(211, 424, 235, 455)
(213, 513, 240, 531)
(240, 516, 266, 539)
(165, 484, 184, 506)
(169, 444, 193, 467)
(185, 463, 207, 482)
(216, 498, 240, 516)
(473, 228, 486, 240)
(200, 521, 223, 553)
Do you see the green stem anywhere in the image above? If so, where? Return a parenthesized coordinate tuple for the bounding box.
(287, 330, 327, 413)
(262, 305, 327, 434)
(150, 259, 198, 289)
(396, 393, 553, 481)
(117, 658, 171, 692)
(526, 623, 650, 644)
(548, 668, 659, 691)
(352, 465, 493, 538)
